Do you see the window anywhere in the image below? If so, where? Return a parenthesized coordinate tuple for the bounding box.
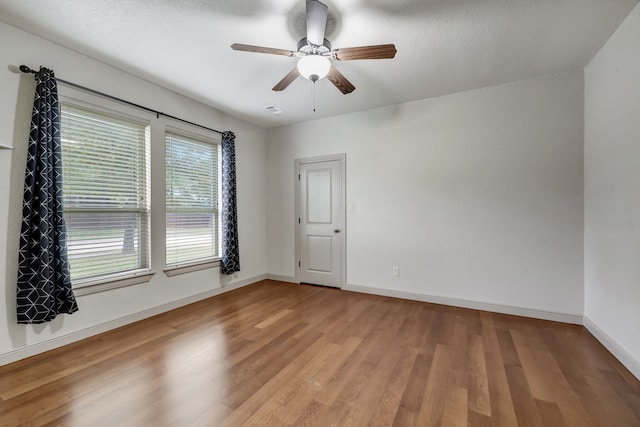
(60, 102, 151, 284)
(165, 130, 220, 267)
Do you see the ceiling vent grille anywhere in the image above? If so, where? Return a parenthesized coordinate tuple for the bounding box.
(265, 105, 282, 114)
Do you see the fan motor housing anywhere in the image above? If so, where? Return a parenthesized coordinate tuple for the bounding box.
(297, 37, 332, 55)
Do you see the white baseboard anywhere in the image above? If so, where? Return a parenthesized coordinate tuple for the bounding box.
(0, 274, 266, 367)
(342, 283, 584, 325)
(267, 274, 298, 284)
(583, 316, 640, 381)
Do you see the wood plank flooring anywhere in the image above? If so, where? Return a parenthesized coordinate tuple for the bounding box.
(1, 280, 639, 426)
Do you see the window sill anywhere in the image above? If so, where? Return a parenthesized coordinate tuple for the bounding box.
(164, 259, 221, 277)
(73, 271, 155, 296)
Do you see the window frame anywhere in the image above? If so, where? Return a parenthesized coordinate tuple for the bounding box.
(163, 125, 222, 276)
(59, 88, 155, 295)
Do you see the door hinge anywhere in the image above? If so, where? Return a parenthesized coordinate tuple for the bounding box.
(298, 174, 300, 180)
(298, 261, 301, 267)
(298, 218, 301, 224)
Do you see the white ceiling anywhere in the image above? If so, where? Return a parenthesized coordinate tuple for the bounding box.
(0, 0, 637, 128)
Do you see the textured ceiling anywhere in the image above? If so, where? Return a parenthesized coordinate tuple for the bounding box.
(0, 0, 637, 128)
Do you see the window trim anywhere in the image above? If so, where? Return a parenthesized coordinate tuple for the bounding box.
(73, 271, 155, 296)
(164, 125, 222, 270)
(163, 259, 221, 277)
(59, 88, 153, 293)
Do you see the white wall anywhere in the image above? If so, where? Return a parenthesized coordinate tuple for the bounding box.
(267, 72, 585, 319)
(0, 22, 267, 364)
(584, 3, 640, 378)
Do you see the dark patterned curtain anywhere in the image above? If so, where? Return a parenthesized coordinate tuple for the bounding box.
(221, 131, 240, 275)
(17, 67, 78, 324)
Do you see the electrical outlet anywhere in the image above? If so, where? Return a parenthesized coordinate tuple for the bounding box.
(392, 266, 400, 277)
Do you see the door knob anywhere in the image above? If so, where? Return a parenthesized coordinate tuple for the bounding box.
(334, 229, 341, 233)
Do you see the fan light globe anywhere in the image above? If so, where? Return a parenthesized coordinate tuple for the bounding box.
(297, 55, 331, 82)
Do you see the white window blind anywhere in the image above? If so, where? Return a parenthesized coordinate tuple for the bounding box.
(165, 131, 219, 266)
(60, 103, 151, 283)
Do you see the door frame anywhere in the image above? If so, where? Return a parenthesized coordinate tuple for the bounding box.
(294, 153, 346, 288)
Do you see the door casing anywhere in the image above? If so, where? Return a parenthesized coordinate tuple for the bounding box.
(294, 154, 346, 288)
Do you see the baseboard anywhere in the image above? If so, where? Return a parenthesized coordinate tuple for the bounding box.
(583, 316, 640, 381)
(267, 274, 298, 284)
(343, 284, 583, 325)
(0, 274, 266, 367)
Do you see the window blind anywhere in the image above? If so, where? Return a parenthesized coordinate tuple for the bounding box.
(60, 103, 151, 282)
(165, 131, 219, 266)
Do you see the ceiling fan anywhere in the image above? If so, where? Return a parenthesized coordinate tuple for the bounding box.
(231, 0, 397, 94)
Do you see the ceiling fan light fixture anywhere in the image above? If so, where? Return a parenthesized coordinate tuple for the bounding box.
(297, 55, 331, 82)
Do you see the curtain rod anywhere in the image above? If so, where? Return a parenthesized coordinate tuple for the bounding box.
(19, 65, 223, 135)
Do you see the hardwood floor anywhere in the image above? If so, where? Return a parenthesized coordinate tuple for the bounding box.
(1, 280, 639, 426)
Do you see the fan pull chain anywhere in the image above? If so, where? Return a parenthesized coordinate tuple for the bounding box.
(313, 81, 317, 112)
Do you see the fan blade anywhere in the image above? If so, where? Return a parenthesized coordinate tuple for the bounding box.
(231, 43, 295, 57)
(272, 68, 301, 91)
(306, 0, 328, 46)
(327, 66, 355, 94)
(334, 44, 397, 60)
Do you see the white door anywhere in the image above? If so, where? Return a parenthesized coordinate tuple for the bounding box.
(298, 158, 344, 288)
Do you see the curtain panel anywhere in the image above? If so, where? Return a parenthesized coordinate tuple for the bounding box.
(17, 67, 78, 324)
(221, 131, 240, 275)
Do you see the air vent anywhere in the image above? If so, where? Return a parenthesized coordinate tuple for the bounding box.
(265, 105, 282, 114)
